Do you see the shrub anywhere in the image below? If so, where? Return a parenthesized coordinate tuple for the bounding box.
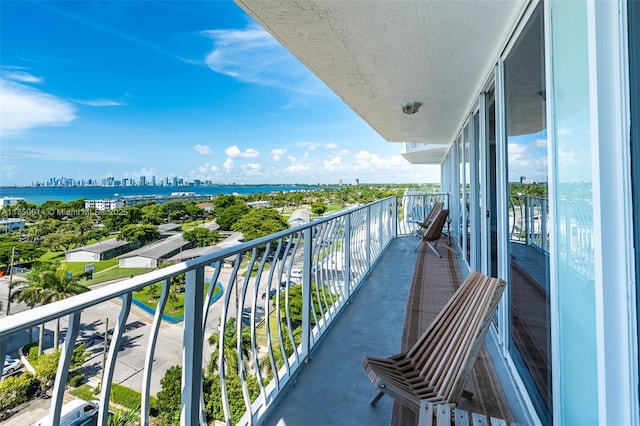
(110, 383, 159, 414)
(22, 342, 38, 357)
(68, 372, 85, 387)
(0, 373, 33, 411)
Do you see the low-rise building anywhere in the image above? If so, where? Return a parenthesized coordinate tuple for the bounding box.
(65, 238, 134, 262)
(0, 218, 26, 232)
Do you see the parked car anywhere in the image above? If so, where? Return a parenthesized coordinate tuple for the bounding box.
(261, 289, 277, 300)
(242, 306, 265, 320)
(35, 398, 100, 426)
(3, 358, 21, 376)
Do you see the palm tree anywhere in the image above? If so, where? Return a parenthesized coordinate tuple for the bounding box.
(208, 317, 251, 375)
(12, 263, 90, 354)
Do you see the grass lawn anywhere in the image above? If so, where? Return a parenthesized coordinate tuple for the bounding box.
(181, 219, 205, 231)
(84, 267, 153, 285)
(69, 384, 98, 401)
(64, 258, 118, 274)
(133, 282, 221, 316)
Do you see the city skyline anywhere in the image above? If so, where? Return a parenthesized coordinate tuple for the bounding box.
(4, 174, 364, 188)
(0, 1, 440, 187)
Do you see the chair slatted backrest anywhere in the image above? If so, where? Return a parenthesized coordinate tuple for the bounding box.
(406, 271, 505, 403)
(423, 209, 449, 242)
(421, 201, 444, 228)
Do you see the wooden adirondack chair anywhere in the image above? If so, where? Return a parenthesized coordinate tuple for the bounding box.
(415, 209, 449, 255)
(413, 201, 444, 236)
(362, 271, 506, 413)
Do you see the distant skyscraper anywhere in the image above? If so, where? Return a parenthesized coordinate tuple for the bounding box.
(140, 176, 146, 186)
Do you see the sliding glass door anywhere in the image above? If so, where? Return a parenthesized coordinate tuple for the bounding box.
(503, 3, 551, 423)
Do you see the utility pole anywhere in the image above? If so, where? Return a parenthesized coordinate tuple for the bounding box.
(100, 317, 109, 391)
(6, 247, 15, 316)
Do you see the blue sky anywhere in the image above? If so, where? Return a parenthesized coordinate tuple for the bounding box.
(0, 0, 439, 186)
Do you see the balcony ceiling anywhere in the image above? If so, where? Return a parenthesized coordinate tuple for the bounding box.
(235, 0, 524, 164)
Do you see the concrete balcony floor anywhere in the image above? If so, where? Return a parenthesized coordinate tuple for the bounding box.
(263, 236, 418, 426)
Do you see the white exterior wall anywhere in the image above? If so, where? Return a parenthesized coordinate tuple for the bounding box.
(65, 251, 100, 262)
(119, 257, 157, 268)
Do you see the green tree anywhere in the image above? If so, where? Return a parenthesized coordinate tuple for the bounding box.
(117, 224, 160, 245)
(182, 227, 221, 247)
(231, 209, 288, 241)
(64, 198, 87, 210)
(101, 206, 143, 232)
(0, 241, 44, 268)
(213, 194, 244, 210)
(140, 203, 164, 225)
(42, 230, 79, 252)
(215, 204, 250, 231)
(28, 218, 62, 240)
(157, 365, 182, 425)
(12, 264, 90, 352)
(161, 200, 202, 221)
(85, 227, 109, 242)
(311, 201, 328, 216)
(38, 200, 66, 219)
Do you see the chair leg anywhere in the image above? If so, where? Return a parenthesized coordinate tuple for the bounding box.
(370, 391, 385, 406)
(427, 241, 441, 258)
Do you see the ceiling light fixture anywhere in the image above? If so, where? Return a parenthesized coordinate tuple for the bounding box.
(402, 102, 422, 115)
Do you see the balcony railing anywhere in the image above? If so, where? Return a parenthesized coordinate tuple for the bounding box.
(0, 195, 434, 425)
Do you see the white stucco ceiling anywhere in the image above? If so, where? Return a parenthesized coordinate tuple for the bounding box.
(235, 0, 524, 164)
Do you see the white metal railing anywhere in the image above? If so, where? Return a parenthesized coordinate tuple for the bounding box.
(0, 197, 400, 425)
(397, 193, 450, 236)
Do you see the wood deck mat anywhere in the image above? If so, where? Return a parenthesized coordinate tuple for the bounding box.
(391, 236, 514, 426)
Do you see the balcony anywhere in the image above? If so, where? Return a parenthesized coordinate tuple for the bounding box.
(0, 194, 509, 426)
(401, 143, 451, 165)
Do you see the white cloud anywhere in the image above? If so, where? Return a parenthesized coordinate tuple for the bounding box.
(202, 24, 329, 95)
(286, 161, 312, 173)
(197, 163, 220, 173)
(225, 145, 258, 158)
(354, 150, 406, 169)
(241, 163, 263, 175)
(323, 156, 346, 172)
(271, 148, 287, 161)
(325, 143, 338, 149)
(193, 144, 213, 155)
(74, 98, 125, 107)
(2, 68, 43, 84)
(223, 158, 233, 170)
(123, 167, 159, 180)
(0, 78, 76, 137)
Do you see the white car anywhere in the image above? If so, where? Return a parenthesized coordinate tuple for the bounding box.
(3, 358, 21, 376)
(36, 399, 100, 426)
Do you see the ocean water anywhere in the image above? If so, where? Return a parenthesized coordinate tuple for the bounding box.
(0, 184, 323, 205)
